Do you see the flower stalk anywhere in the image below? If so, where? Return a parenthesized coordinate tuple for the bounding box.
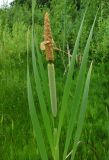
(43, 12, 58, 160)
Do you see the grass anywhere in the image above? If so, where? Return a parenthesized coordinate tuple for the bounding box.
(0, 1, 109, 160)
(0, 51, 108, 160)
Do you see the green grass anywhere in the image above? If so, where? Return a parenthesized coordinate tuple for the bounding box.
(0, 1, 109, 160)
(0, 63, 108, 160)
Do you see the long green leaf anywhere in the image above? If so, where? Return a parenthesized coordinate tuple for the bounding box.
(31, 31, 54, 156)
(63, 13, 97, 160)
(71, 62, 93, 160)
(27, 64, 48, 160)
(56, 8, 87, 147)
(31, 0, 53, 156)
(34, 32, 50, 106)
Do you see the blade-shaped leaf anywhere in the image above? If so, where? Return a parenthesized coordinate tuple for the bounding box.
(56, 8, 87, 147)
(71, 62, 93, 160)
(63, 13, 97, 159)
(27, 64, 48, 160)
(34, 32, 50, 106)
(31, 30, 54, 156)
(31, 0, 53, 155)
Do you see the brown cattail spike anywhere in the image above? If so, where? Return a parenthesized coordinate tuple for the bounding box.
(44, 12, 54, 61)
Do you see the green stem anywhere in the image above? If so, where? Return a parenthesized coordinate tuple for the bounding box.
(54, 128, 59, 160)
(48, 63, 57, 117)
(48, 63, 59, 159)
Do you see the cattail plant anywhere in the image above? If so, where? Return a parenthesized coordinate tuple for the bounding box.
(41, 12, 59, 160)
(27, 1, 98, 159)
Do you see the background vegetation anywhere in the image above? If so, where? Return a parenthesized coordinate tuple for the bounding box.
(0, 0, 109, 159)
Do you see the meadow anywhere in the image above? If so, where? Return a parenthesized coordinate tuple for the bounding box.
(0, 0, 109, 160)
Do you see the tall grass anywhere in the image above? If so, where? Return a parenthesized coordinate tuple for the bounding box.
(27, 1, 97, 159)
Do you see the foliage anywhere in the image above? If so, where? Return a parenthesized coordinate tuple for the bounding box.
(0, 0, 109, 159)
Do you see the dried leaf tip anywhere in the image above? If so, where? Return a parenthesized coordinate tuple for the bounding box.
(44, 12, 54, 61)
